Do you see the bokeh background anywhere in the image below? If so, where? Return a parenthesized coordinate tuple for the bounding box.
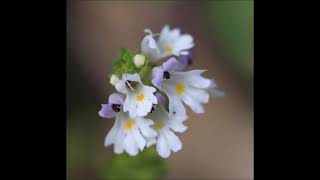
(67, 0, 253, 179)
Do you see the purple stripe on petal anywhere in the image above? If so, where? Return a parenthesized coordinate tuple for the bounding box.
(176, 56, 189, 71)
(152, 78, 162, 89)
(163, 57, 178, 71)
(155, 93, 165, 105)
(98, 104, 116, 118)
(151, 67, 164, 88)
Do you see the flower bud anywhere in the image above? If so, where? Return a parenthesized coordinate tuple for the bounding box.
(109, 74, 120, 86)
(133, 54, 145, 68)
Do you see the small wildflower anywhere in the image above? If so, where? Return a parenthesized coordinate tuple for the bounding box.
(146, 93, 187, 158)
(141, 25, 194, 61)
(99, 93, 125, 119)
(104, 111, 157, 156)
(115, 73, 158, 118)
(152, 57, 211, 116)
(99, 25, 224, 158)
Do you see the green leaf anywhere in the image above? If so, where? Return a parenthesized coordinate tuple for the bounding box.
(109, 48, 137, 78)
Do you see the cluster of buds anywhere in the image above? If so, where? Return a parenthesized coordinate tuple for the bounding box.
(99, 25, 224, 158)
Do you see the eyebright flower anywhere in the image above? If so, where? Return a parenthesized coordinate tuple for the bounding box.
(99, 93, 157, 156)
(104, 111, 157, 156)
(99, 25, 224, 158)
(152, 57, 211, 116)
(141, 25, 194, 62)
(115, 73, 158, 118)
(99, 92, 125, 119)
(146, 93, 188, 158)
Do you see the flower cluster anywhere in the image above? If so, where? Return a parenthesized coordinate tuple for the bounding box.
(99, 25, 224, 158)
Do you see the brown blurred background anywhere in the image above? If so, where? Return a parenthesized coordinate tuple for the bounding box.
(67, 1, 253, 179)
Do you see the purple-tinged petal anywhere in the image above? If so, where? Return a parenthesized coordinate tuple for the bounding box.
(152, 78, 162, 89)
(163, 57, 178, 71)
(98, 104, 116, 118)
(108, 93, 125, 105)
(151, 67, 164, 88)
(176, 56, 189, 71)
(176, 50, 193, 71)
(155, 93, 165, 105)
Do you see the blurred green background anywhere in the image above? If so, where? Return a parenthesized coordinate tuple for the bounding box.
(67, 1, 253, 179)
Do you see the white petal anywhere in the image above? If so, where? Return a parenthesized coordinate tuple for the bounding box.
(104, 115, 121, 146)
(167, 93, 186, 117)
(137, 117, 157, 138)
(163, 128, 182, 152)
(114, 130, 125, 154)
(122, 73, 141, 83)
(115, 80, 128, 94)
(131, 127, 146, 151)
(173, 34, 194, 54)
(181, 93, 205, 113)
(141, 34, 160, 62)
(123, 84, 157, 118)
(146, 137, 157, 148)
(158, 25, 170, 45)
(156, 132, 171, 158)
(135, 86, 157, 117)
(113, 112, 126, 154)
(123, 95, 138, 118)
(174, 70, 211, 89)
(168, 118, 188, 133)
(186, 86, 210, 104)
(143, 86, 157, 102)
(172, 112, 188, 122)
(124, 132, 139, 156)
(136, 97, 153, 117)
(168, 28, 181, 42)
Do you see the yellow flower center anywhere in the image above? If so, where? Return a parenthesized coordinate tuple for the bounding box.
(164, 45, 173, 53)
(175, 83, 185, 96)
(154, 121, 165, 129)
(136, 94, 145, 102)
(124, 119, 136, 129)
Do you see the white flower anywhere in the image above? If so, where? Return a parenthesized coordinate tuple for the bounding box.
(141, 29, 160, 62)
(152, 58, 211, 117)
(115, 73, 158, 118)
(146, 105, 187, 158)
(104, 111, 157, 156)
(141, 25, 194, 62)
